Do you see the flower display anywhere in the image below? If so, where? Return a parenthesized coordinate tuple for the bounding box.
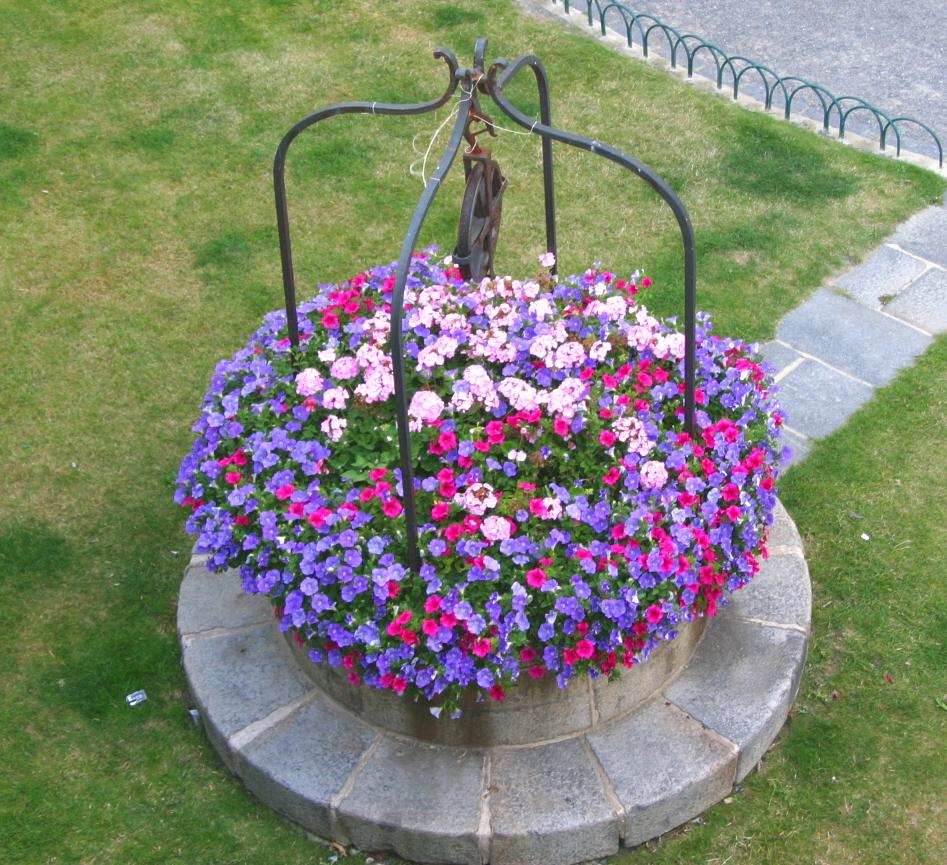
(176, 249, 785, 711)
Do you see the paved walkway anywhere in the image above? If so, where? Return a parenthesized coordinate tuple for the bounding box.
(762, 205, 946, 465)
(525, 0, 947, 468)
(541, 0, 946, 161)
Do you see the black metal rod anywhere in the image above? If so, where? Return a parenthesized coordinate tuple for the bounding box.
(389, 76, 476, 572)
(487, 59, 696, 435)
(273, 48, 460, 347)
(497, 55, 558, 274)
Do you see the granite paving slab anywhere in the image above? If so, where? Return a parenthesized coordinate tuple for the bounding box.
(832, 245, 928, 309)
(725, 552, 811, 630)
(177, 561, 272, 636)
(182, 622, 313, 765)
(587, 699, 736, 847)
(758, 340, 802, 377)
(664, 616, 808, 780)
(884, 266, 947, 333)
(775, 359, 874, 440)
(235, 692, 377, 842)
(776, 289, 931, 386)
(892, 204, 947, 269)
(488, 739, 621, 865)
(338, 737, 485, 865)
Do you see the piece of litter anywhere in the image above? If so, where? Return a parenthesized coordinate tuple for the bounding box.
(691, 816, 705, 825)
(126, 689, 147, 706)
(188, 708, 201, 726)
(734, 785, 745, 793)
(723, 796, 734, 804)
(860, 533, 870, 541)
(831, 776, 838, 784)
(169, 550, 179, 557)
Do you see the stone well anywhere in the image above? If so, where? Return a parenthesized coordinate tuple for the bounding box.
(178, 499, 810, 865)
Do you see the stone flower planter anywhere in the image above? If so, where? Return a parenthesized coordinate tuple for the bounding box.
(179, 499, 810, 865)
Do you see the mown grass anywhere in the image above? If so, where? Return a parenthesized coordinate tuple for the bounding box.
(0, 1, 944, 864)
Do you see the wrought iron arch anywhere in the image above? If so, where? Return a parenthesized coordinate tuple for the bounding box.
(273, 40, 697, 572)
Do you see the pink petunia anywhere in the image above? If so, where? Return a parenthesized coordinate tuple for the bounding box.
(576, 639, 595, 659)
(424, 595, 443, 613)
(525, 568, 547, 588)
(382, 499, 403, 518)
(645, 604, 664, 624)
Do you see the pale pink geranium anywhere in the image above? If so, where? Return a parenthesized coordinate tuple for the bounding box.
(640, 460, 669, 490)
(320, 415, 347, 442)
(546, 377, 587, 419)
(329, 356, 360, 380)
(456, 483, 498, 516)
(552, 341, 586, 369)
(354, 364, 394, 404)
(539, 251, 556, 267)
(408, 390, 445, 431)
(295, 367, 323, 397)
(481, 515, 512, 542)
(498, 377, 540, 412)
(322, 387, 349, 410)
(613, 416, 653, 456)
(666, 332, 686, 360)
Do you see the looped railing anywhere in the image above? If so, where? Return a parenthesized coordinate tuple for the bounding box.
(272, 39, 697, 572)
(555, 0, 944, 167)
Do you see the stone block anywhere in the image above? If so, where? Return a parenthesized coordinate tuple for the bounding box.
(891, 205, 947, 269)
(726, 553, 811, 631)
(776, 359, 874, 440)
(489, 739, 620, 865)
(177, 562, 271, 637)
(235, 692, 376, 841)
(664, 615, 808, 781)
(767, 499, 802, 550)
(587, 699, 736, 847)
(182, 623, 312, 765)
(884, 267, 947, 333)
(776, 289, 931, 386)
(337, 737, 484, 865)
(832, 245, 927, 308)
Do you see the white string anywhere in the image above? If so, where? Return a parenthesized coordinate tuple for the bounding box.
(408, 85, 543, 187)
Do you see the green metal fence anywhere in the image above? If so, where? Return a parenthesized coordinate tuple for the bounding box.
(552, 1, 943, 168)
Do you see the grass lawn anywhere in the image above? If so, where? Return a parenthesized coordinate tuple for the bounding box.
(0, 1, 944, 863)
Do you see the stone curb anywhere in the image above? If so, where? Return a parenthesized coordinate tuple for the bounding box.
(178, 501, 810, 865)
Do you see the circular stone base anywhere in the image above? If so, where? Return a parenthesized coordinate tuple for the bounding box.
(178, 500, 810, 865)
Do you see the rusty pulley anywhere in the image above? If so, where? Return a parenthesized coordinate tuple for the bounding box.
(453, 78, 507, 281)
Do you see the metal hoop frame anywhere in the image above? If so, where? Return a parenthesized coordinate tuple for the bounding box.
(273, 39, 697, 573)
